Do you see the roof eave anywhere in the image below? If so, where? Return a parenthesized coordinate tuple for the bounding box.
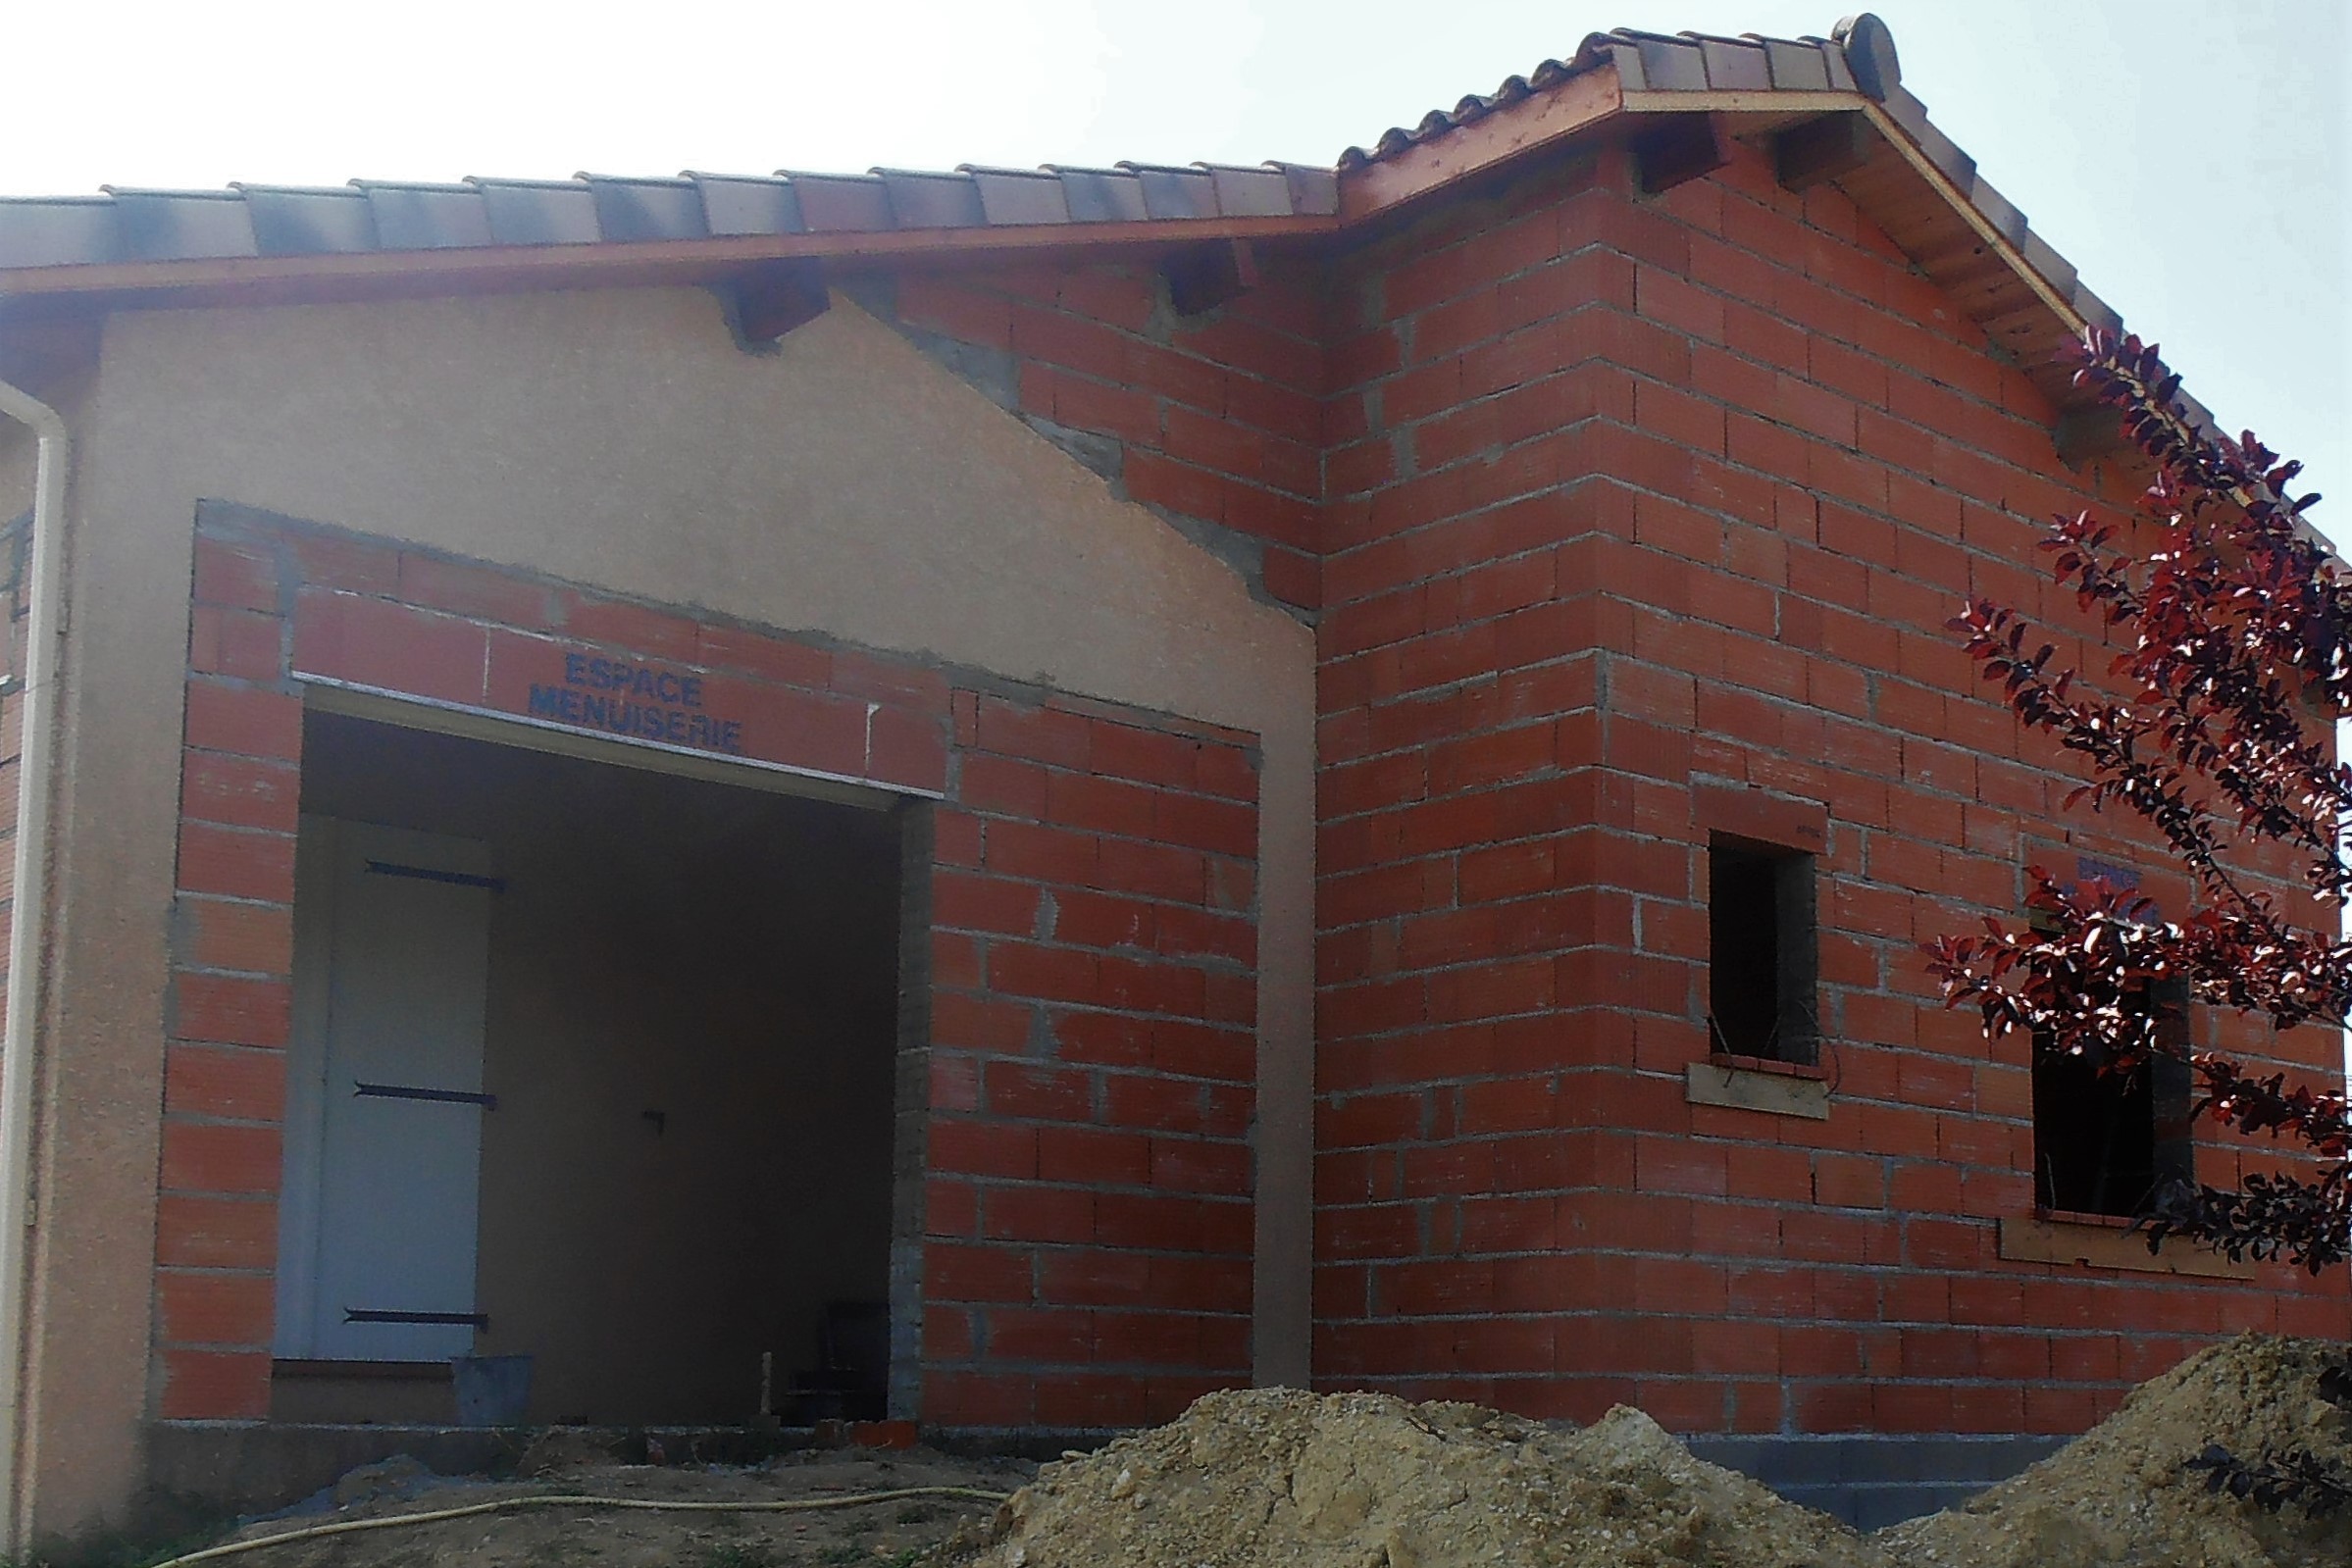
(0, 211, 1336, 312)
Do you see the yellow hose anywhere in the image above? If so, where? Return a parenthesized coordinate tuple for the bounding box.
(148, 1483, 1011, 1566)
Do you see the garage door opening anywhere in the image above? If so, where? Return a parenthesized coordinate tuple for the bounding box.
(271, 708, 914, 1427)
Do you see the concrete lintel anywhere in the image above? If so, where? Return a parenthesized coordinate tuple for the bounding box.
(1683, 1059, 1830, 1119)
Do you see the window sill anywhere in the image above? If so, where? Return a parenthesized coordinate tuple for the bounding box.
(1996, 1215, 2257, 1280)
(1685, 1055, 1830, 1120)
(1707, 1051, 1827, 1082)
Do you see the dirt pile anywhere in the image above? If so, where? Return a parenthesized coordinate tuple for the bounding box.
(959, 1335, 2350, 1568)
(957, 1390, 1872, 1568)
(1883, 1333, 2352, 1568)
(119, 1335, 2343, 1567)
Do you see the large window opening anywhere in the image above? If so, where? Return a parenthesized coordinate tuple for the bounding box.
(2030, 984, 2194, 1218)
(1707, 835, 1817, 1065)
(272, 710, 910, 1426)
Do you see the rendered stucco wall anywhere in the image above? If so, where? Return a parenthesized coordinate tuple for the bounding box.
(25, 287, 1314, 1537)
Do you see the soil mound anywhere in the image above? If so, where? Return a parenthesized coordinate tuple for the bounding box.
(957, 1388, 1872, 1567)
(1882, 1333, 2352, 1568)
(961, 1336, 2351, 1568)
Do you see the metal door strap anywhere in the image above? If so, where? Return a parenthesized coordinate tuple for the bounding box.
(363, 860, 506, 891)
(353, 1081, 497, 1109)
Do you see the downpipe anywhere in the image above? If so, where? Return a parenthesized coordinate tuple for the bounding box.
(0, 376, 69, 1555)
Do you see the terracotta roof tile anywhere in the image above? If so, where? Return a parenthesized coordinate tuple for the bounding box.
(1202, 164, 1293, 219)
(1120, 164, 1219, 221)
(107, 188, 258, 262)
(354, 182, 493, 250)
(1692, 35, 1772, 91)
(1045, 166, 1150, 224)
(962, 167, 1074, 227)
(781, 173, 895, 233)
(0, 11, 2144, 434)
(471, 177, 602, 246)
(687, 173, 805, 237)
(234, 184, 379, 255)
(875, 170, 989, 229)
(1757, 35, 1831, 90)
(582, 176, 709, 242)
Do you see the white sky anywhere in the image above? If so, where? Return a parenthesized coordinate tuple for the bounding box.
(5, 0, 2347, 506)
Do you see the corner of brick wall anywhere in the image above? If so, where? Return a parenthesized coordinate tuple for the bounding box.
(1308, 131, 2348, 1434)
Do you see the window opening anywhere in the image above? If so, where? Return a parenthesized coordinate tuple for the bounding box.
(1707, 836, 1817, 1065)
(2031, 980, 2194, 1217)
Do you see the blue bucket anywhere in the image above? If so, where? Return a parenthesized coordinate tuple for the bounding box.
(451, 1354, 534, 1427)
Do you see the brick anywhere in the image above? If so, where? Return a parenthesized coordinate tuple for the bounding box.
(396, 552, 560, 629)
(164, 1043, 286, 1121)
(187, 606, 285, 682)
(191, 537, 279, 613)
(158, 1349, 271, 1420)
(1039, 1125, 1151, 1186)
(986, 1061, 1093, 1122)
(180, 753, 300, 834)
(179, 897, 294, 977)
(291, 591, 489, 705)
(932, 873, 1043, 936)
(159, 1122, 282, 1195)
(282, 530, 400, 594)
(182, 682, 302, 761)
(932, 993, 1034, 1053)
(172, 973, 291, 1049)
(984, 1186, 1096, 1243)
(694, 625, 831, 688)
(925, 1243, 1035, 1305)
(156, 1269, 275, 1347)
(928, 1121, 1038, 1180)
(558, 592, 699, 661)
(925, 1179, 978, 1237)
(923, 1370, 1036, 1426)
(155, 1194, 279, 1270)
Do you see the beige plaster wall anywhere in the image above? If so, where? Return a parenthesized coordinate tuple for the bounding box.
(26, 284, 1314, 1537)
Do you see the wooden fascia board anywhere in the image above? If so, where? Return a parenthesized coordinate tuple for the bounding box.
(0, 211, 1336, 307)
(1616, 87, 2093, 413)
(1336, 66, 1626, 223)
(1619, 88, 1866, 116)
(1853, 100, 2089, 339)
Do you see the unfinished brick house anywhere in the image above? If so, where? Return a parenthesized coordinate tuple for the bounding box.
(0, 11, 2341, 1545)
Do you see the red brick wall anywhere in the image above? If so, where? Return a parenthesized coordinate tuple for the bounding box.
(1310, 140, 2347, 1435)
(143, 133, 2348, 1438)
(153, 510, 1261, 1423)
(882, 257, 1328, 610)
(923, 691, 1259, 1427)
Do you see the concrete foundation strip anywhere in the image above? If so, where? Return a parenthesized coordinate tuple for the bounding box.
(150, 1484, 1015, 1566)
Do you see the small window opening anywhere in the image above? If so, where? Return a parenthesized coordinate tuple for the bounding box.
(1707, 836, 1816, 1065)
(2030, 981, 2194, 1217)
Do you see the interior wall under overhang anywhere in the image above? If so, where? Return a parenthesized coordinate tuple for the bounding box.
(293, 711, 903, 1425)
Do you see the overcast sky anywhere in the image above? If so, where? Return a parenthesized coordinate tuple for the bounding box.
(6, 0, 2346, 510)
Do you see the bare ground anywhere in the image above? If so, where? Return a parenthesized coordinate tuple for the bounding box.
(159, 1334, 2348, 1568)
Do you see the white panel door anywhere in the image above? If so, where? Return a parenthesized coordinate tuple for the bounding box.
(275, 818, 495, 1362)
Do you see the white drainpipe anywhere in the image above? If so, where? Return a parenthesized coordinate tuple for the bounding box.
(0, 377, 69, 1555)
